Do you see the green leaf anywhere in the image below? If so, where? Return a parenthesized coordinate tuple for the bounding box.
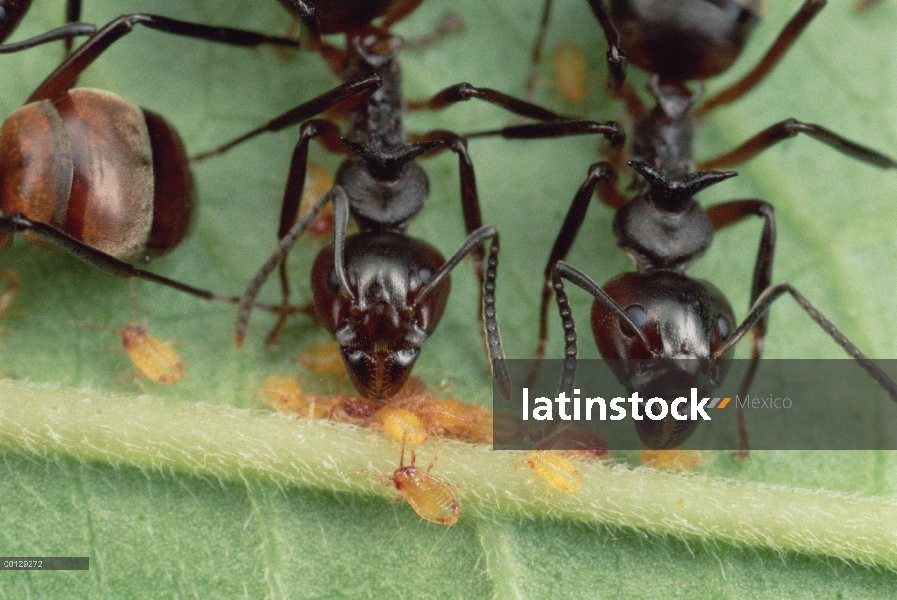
(1, 1, 896, 598)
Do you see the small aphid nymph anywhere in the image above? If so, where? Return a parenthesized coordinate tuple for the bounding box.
(525, 450, 583, 493)
(375, 406, 428, 445)
(74, 290, 184, 384)
(359, 445, 459, 526)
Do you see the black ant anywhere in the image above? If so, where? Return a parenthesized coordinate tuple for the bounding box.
(542, 160, 897, 452)
(514, 0, 897, 373)
(194, 2, 622, 400)
(0, 13, 309, 310)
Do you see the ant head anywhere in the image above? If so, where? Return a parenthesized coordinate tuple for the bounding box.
(610, 0, 764, 81)
(311, 232, 449, 400)
(590, 270, 735, 448)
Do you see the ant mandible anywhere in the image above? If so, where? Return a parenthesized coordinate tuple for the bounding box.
(545, 160, 897, 452)
(0, 13, 309, 310)
(196, 4, 621, 399)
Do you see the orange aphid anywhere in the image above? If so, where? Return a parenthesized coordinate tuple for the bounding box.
(261, 375, 306, 412)
(298, 160, 336, 237)
(259, 375, 376, 423)
(553, 39, 587, 103)
(375, 406, 428, 444)
(298, 340, 346, 374)
(360, 445, 459, 526)
(525, 450, 582, 493)
(0, 270, 19, 317)
(640, 449, 702, 471)
(74, 292, 184, 384)
(416, 398, 493, 444)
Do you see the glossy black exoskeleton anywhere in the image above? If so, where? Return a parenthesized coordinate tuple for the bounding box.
(546, 161, 897, 451)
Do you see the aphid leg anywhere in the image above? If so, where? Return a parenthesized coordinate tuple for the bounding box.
(0, 270, 21, 318)
(696, 0, 826, 116)
(698, 119, 897, 171)
(706, 200, 776, 457)
(402, 12, 464, 50)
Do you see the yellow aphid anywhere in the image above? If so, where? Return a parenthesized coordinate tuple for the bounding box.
(375, 406, 427, 444)
(74, 291, 184, 384)
(119, 324, 184, 384)
(0, 270, 20, 317)
(525, 450, 582, 493)
(298, 160, 336, 237)
(261, 375, 306, 412)
(640, 450, 702, 471)
(299, 340, 346, 374)
(417, 399, 492, 444)
(553, 40, 587, 103)
(360, 447, 459, 526)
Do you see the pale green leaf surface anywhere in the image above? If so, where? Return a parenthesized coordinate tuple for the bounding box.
(1, 0, 897, 597)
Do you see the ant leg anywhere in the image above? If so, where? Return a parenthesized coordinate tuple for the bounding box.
(0, 23, 96, 54)
(583, 0, 626, 95)
(464, 120, 624, 148)
(28, 13, 308, 102)
(535, 163, 615, 365)
(234, 187, 346, 347)
(409, 82, 576, 121)
(696, 0, 826, 116)
(524, 0, 627, 101)
(698, 119, 897, 170)
(714, 283, 897, 403)
(267, 119, 345, 345)
(414, 131, 484, 291)
(706, 200, 776, 456)
(192, 77, 379, 160)
(0, 213, 293, 313)
(64, 0, 83, 54)
(524, 0, 556, 101)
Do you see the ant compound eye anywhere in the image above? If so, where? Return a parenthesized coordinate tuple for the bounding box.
(327, 268, 340, 292)
(393, 348, 419, 366)
(620, 305, 647, 338)
(0, 8, 7, 27)
(419, 268, 432, 285)
(717, 315, 730, 339)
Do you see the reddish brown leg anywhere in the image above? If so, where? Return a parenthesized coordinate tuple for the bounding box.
(706, 200, 775, 457)
(698, 119, 897, 171)
(30, 13, 303, 102)
(696, 0, 826, 116)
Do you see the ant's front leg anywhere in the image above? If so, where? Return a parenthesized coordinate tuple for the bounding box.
(535, 163, 615, 365)
(706, 200, 776, 457)
(267, 119, 346, 345)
